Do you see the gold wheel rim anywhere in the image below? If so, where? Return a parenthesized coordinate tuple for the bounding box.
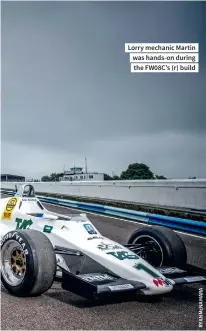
(11, 249, 26, 277)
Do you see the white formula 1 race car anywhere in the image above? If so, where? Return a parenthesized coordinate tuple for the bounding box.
(1, 184, 205, 300)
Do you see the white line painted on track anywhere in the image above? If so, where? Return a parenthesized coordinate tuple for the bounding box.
(43, 202, 206, 241)
(173, 230, 206, 240)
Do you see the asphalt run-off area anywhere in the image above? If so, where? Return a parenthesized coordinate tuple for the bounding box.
(1, 201, 206, 330)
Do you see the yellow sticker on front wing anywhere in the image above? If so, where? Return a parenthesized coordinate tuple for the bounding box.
(2, 197, 19, 220)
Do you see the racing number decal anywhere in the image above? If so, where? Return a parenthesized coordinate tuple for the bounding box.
(2, 198, 19, 220)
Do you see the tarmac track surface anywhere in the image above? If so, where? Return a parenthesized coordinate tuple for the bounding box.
(1, 202, 206, 330)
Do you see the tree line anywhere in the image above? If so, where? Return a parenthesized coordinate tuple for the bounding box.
(104, 163, 166, 180)
(41, 173, 64, 182)
(41, 163, 167, 181)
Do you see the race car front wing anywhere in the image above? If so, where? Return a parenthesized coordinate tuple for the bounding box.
(157, 264, 206, 285)
(54, 246, 206, 300)
(61, 270, 146, 300)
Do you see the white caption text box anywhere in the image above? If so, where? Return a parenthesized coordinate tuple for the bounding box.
(125, 43, 199, 53)
(130, 53, 199, 63)
(131, 63, 199, 73)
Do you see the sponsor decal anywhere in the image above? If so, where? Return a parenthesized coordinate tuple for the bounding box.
(80, 274, 115, 282)
(133, 262, 161, 278)
(22, 198, 37, 201)
(75, 218, 88, 223)
(97, 242, 122, 251)
(1, 231, 29, 256)
(133, 263, 172, 287)
(87, 236, 104, 240)
(159, 267, 184, 274)
(15, 218, 53, 233)
(153, 278, 173, 287)
(2, 212, 12, 220)
(164, 279, 173, 286)
(107, 250, 139, 261)
(153, 279, 164, 287)
(83, 223, 97, 235)
(1, 232, 14, 246)
(5, 198, 18, 211)
(184, 276, 206, 283)
(15, 218, 33, 230)
(43, 225, 53, 233)
(2, 198, 18, 220)
(108, 284, 134, 291)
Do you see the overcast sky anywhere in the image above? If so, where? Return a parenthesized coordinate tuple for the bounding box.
(1, 1, 206, 179)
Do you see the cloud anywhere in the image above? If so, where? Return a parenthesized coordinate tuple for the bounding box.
(1, 1, 206, 178)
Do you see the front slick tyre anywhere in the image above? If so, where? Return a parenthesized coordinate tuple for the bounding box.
(1, 230, 56, 297)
